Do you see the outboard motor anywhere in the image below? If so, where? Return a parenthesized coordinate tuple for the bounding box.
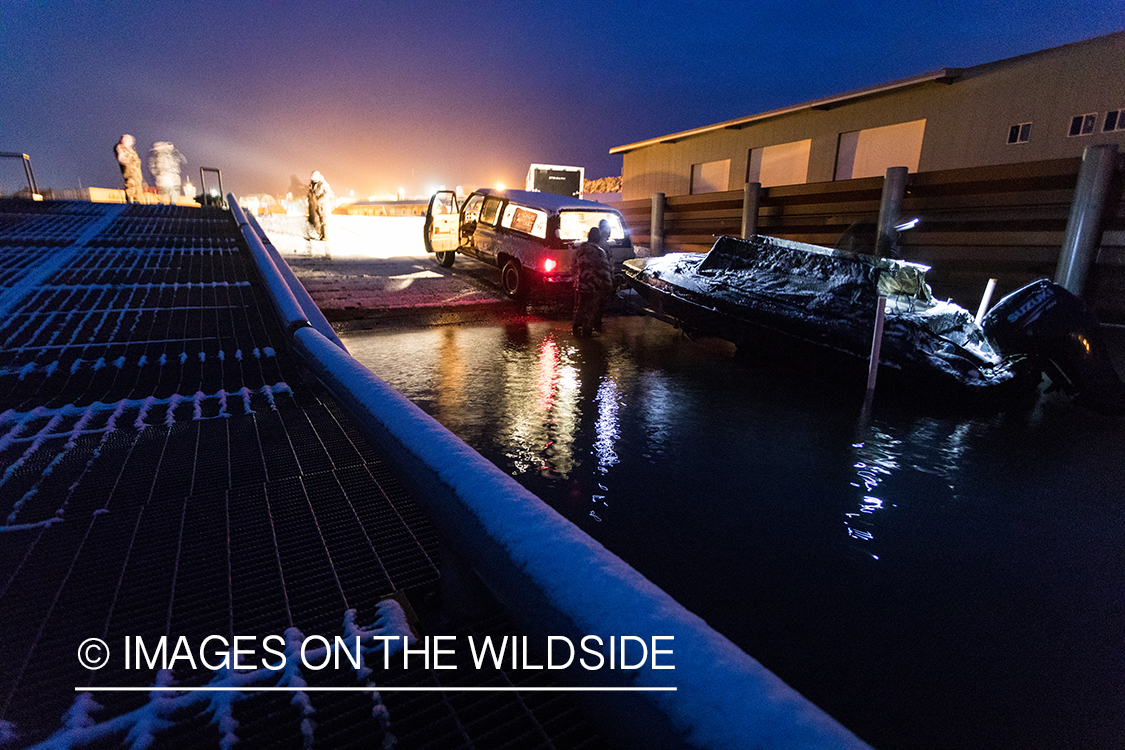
(982, 279, 1125, 413)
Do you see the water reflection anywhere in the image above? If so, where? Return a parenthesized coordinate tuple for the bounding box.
(637, 371, 674, 462)
(434, 327, 465, 427)
(846, 425, 899, 561)
(594, 376, 621, 473)
(536, 338, 559, 414)
(496, 329, 579, 477)
(845, 405, 997, 561)
(493, 331, 634, 524)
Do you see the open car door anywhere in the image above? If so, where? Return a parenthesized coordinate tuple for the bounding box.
(424, 191, 460, 266)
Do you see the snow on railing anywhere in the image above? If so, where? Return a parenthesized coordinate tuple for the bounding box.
(227, 196, 310, 336)
(23, 603, 412, 750)
(242, 211, 347, 352)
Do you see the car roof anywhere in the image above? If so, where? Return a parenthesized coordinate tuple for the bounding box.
(473, 188, 621, 213)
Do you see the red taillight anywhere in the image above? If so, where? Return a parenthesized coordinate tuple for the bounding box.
(542, 258, 557, 273)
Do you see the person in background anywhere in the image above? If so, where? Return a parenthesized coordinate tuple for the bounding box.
(595, 217, 626, 331)
(306, 171, 332, 240)
(597, 218, 614, 253)
(114, 134, 144, 203)
(148, 141, 186, 204)
(573, 226, 614, 338)
(594, 217, 623, 330)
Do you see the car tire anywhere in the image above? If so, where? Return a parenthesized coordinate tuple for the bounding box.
(435, 251, 455, 268)
(501, 259, 527, 300)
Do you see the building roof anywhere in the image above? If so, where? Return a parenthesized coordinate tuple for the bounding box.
(609, 31, 1124, 156)
(610, 69, 961, 155)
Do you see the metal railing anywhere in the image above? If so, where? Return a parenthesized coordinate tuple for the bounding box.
(199, 167, 225, 207)
(0, 151, 40, 199)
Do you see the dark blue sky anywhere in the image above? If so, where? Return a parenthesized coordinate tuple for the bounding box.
(2, 1, 1121, 198)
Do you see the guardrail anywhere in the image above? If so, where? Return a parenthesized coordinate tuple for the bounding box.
(232, 193, 873, 750)
(620, 152, 1125, 323)
(0, 151, 41, 199)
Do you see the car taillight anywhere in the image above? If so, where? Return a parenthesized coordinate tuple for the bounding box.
(542, 258, 557, 273)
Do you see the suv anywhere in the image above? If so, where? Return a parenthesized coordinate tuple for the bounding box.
(424, 188, 633, 299)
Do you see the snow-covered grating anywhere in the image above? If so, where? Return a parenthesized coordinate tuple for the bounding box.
(0, 200, 602, 749)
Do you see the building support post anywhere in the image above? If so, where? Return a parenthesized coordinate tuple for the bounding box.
(1055, 144, 1118, 297)
(741, 182, 761, 239)
(875, 167, 909, 258)
(651, 192, 666, 256)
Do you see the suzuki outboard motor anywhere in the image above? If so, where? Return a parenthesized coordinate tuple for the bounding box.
(982, 279, 1125, 413)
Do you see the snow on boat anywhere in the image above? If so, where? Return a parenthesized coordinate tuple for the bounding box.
(623, 234, 1125, 410)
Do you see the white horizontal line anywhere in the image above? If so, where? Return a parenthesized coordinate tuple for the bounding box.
(76, 686, 676, 693)
(15, 337, 224, 350)
(16, 306, 247, 316)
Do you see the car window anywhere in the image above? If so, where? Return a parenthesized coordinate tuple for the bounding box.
(480, 196, 504, 226)
(558, 211, 624, 242)
(500, 204, 548, 238)
(462, 194, 484, 223)
(431, 193, 457, 215)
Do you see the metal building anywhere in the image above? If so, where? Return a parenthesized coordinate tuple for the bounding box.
(612, 32, 1125, 201)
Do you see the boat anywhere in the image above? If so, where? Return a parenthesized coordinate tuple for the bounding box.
(622, 234, 1125, 410)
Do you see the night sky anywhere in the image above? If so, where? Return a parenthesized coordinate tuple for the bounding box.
(3, 1, 1121, 199)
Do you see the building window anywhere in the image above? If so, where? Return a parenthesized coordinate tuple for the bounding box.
(1007, 122, 1032, 144)
(1069, 113, 1097, 137)
(834, 120, 926, 181)
(689, 159, 730, 194)
(1105, 109, 1124, 132)
(748, 140, 812, 187)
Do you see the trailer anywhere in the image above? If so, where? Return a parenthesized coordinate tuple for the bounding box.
(525, 164, 584, 199)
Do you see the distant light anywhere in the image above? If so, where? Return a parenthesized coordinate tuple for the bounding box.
(495, 183, 505, 191)
(397, 187, 405, 201)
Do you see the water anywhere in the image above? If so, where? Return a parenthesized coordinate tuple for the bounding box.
(341, 314, 1125, 750)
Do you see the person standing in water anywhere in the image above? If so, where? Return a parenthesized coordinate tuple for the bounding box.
(573, 226, 614, 338)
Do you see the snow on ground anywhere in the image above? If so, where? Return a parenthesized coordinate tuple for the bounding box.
(253, 214, 507, 320)
(256, 214, 425, 259)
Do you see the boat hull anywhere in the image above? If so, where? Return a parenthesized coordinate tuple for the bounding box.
(623, 237, 1039, 405)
